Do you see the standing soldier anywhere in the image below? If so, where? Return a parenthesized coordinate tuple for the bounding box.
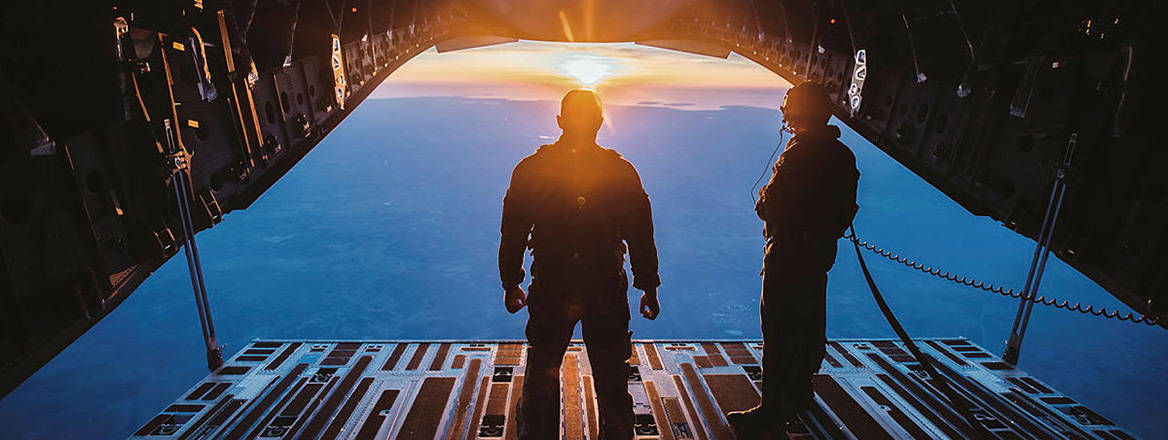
(728, 82, 859, 438)
(499, 89, 662, 439)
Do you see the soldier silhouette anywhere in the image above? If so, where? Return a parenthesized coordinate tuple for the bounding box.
(728, 82, 859, 438)
(499, 89, 661, 439)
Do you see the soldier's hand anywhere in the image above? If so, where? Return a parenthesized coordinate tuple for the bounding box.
(504, 286, 527, 314)
(639, 289, 660, 320)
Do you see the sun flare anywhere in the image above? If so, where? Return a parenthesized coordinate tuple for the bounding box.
(559, 55, 614, 86)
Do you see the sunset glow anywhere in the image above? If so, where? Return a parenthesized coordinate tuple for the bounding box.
(373, 40, 790, 109)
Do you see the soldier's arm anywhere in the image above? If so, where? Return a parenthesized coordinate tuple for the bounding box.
(621, 163, 661, 291)
(755, 160, 782, 221)
(758, 148, 816, 227)
(498, 161, 534, 291)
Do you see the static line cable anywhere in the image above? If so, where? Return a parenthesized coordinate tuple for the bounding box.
(747, 0, 763, 39)
(750, 128, 786, 203)
(321, 0, 339, 32)
(284, 0, 304, 67)
(946, 0, 976, 60)
(848, 225, 988, 439)
(805, 2, 820, 75)
(900, 12, 926, 83)
(774, 0, 792, 43)
(842, 232, 1160, 326)
(840, 0, 858, 56)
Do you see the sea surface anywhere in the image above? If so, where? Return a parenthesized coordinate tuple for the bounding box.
(0, 97, 1165, 439)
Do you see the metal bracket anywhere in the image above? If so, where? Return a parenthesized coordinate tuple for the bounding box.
(198, 189, 223, 225)
(1010, 56, 1046, 118)
(166, 149, 191, 173)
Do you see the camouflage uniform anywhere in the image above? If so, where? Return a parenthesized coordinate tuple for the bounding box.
(499, 140, 660, 439)
(755, 125, 858, 420)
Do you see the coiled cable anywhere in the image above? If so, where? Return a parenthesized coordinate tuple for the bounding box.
(843, 233, 1160, 326)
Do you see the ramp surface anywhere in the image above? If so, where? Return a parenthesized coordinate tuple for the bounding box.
(131, 339, 1137, 439)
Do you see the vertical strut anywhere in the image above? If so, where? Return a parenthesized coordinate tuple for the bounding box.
(1003, 133, 1077, 365)
(164, 119, 224, 371)
(805, 1, 820, 76)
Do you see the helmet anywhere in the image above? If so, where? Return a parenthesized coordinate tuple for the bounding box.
(781, 82, 831, 127)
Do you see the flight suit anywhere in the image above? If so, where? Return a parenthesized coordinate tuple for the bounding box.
(499, 140, 660, 440)
(755, 125, 858, 421)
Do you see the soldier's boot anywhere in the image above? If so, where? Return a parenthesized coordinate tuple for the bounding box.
(727, 406, 765, 439)
(517, 350, 564, 440)
(583, 320, 634, 439)
(728, 405, 793, 439)
(591, 352, 634, 438)
(518, 316, 573, 440)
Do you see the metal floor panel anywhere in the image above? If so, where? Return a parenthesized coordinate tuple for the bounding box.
(132, 339, 1139, 439)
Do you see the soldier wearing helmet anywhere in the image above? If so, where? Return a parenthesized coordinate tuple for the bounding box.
(728, 82, 859, 437)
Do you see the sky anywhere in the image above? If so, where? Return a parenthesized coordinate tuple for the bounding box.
(371, 40, 790, 109)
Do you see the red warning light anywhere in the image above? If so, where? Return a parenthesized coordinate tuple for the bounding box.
(351, 7, 358, 13)
(829, 18, 837, 24)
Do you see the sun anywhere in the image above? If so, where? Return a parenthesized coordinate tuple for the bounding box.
(559, 55, 615, 86)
